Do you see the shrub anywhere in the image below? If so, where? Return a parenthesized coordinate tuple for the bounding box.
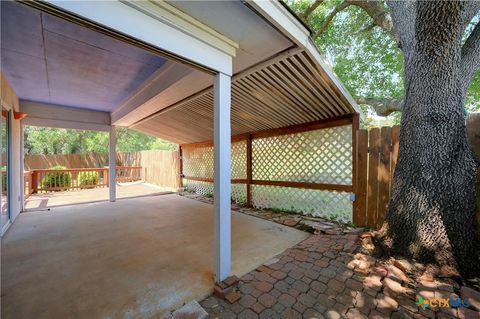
(41, 165, 72, 191)
(1, 166, 6, 194)
(78, 171, 99, 188)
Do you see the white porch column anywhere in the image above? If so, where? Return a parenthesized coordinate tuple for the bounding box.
(214, 72, 232, 282)
(109, 125, 116, 202)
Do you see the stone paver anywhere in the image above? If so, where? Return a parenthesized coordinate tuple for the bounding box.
(200, 230, 479, 319)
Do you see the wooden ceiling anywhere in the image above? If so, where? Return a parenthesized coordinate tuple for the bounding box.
(132, 49, 356, 144)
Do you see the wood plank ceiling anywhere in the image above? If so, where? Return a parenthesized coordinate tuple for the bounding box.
(132, 50, 356, 144)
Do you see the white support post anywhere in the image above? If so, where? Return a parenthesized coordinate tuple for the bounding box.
(109, 125, 116, 202)
(214, 72, 232, 282)
(20, 123, 25, 211)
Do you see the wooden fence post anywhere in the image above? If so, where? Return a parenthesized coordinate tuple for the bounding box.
(377, 127, 392, 229)
(353, 129, 368, 227)
(351, 114, 359, 223)
(246, 134, 252, 207)
(179, 146, 183, 190)
(367, 128, 380, 229)
(31, 171, 38, 194)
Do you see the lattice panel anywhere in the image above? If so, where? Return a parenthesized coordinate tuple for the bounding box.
(183, 179, 247, 205)
(252, 185, 352, 223)
(183, 146, 214, 179)
(183, 179, 214, 196)
(232, 184, 247, 205)
(231, 140, 247, 179)
(182, 141, 247, 179)
(252, 125, 352, 185)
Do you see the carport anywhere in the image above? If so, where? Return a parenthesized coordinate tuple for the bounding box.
(1, 0, 359, 317)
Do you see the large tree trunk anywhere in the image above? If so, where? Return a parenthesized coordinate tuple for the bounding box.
(382, 2, 479, 277)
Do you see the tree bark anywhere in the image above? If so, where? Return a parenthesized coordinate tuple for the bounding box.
(381, 1, 479, 277)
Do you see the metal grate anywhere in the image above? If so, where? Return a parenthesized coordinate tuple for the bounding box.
(252, 125, 352, 185)
(251, 185, 352, 223)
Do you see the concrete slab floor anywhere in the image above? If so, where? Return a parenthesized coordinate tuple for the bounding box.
(1, 194, 308, 319)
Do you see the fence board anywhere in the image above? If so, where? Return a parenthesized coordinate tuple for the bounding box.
(24, 150, 181, 191)
(377, 127, 392, 229)
(366, 128, 380, 228)
(391, 125, 400, 174)
(353, 129, 368, 226)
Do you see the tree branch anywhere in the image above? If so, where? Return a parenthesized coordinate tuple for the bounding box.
(350, 1, 395, 37)
(462, 1, 480, 31)
(312, 1, 350, 40)
(299, 0, 324, 22)
(461, 20, 480, 90)
(311, 0, 400, 46)
(356, 97, 404, 116)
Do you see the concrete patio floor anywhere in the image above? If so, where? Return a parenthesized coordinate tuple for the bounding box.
(24, 182, 170, 210)
(1, 194, 308, 319)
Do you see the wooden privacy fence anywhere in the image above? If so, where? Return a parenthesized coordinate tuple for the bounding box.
(353, 125, 400, 229)
(24, 150, 182, 191)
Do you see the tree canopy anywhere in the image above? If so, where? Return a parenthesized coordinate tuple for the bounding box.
(24, 126, 177, 155)
(285, 0, 480, 128)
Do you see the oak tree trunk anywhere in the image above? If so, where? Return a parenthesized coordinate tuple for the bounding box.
(382, 1, 479, 277)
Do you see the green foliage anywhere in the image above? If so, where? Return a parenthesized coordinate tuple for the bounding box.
(78, 171, 99, 188)
(285, 0, 480, 127)
(1, 166, 6, 194)
(41, 165, 72, 190)
(24, 127, 178, 155)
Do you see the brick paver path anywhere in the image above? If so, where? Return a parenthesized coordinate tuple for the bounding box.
(200, 233, 478, 319)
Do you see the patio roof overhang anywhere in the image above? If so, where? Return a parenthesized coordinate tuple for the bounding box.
(0, 0, 359, 283)
(1, 0, 358, 144)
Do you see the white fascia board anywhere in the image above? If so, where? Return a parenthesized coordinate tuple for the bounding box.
(45, 0, 235, 75)
(20, 101, 111, 131)
(248, 0, 360, 114)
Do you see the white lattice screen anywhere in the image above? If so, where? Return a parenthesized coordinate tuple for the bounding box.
(182, 140, 247, 179)
(252, 125, 352, 185)
(251, 185, 352, 222)
(182, 124, 353, 221)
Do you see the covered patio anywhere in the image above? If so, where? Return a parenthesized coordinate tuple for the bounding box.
(1, 0, 359, 317)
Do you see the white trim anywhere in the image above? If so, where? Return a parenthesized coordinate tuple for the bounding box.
(46, 0, 235, 75)
(23, 118, 110, 132)
(109, 126, 117, 202)
(20, 123, 25, 212)
(126, 1, 238, 56)
(20, 101, 111, 132)
(213, 72, 232, 282)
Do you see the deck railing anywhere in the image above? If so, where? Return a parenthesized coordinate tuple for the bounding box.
(25, 166, 142, 194)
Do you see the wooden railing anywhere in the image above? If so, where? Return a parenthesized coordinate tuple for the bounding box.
(24, 166, 142, 194)
(116, 166, 142, 183)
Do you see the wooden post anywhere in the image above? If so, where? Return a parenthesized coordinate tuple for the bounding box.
(377, 127, 392, 229)
(246, 134, 252, 207)
(350, 113, 359, 224)
(179, 146, 183, 190)
(367, 128, 380, 229)
(31, 171, 38, 194)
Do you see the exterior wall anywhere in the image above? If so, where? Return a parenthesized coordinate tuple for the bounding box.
(10, 114, 22, 222)
(1, 72, 22, 228)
